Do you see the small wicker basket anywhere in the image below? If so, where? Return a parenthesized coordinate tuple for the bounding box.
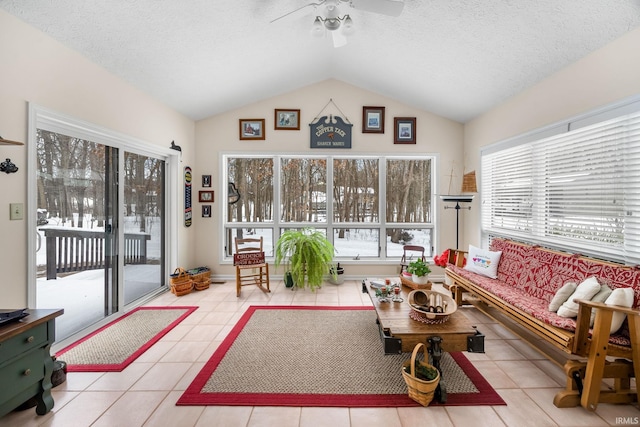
(400, 274, 432, 290)
(188, 267, 211, 291)
(170, 267, 194, 296)
(402, 342, 440, 406)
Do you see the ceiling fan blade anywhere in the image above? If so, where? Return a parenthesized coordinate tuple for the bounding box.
(349, 0, 404, 16)
(270, 1, 325, 23)
(332, 30, 347, 48)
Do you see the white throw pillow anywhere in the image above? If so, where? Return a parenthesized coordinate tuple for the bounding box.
(556, 276, 601, 318)
(604, 287, 635, 334)
(589, 284, 613, 327)
(548, 282, 578, 312)
(464, 245, 502, 279)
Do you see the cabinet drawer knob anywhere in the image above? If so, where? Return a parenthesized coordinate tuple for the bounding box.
(27, 336, 35, 343)
(24, 368, 31, 376)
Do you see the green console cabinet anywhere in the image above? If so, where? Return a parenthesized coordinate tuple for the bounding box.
(0, 309, 63, 418)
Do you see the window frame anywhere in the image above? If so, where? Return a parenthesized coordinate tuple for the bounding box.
(480, 95, 640, 264)
(220, 153, 437, 264)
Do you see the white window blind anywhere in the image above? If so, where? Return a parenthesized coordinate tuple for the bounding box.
(481, 107, 640, 264)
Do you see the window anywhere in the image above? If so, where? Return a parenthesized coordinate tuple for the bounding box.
(223, 154, 435, 261)
(481, 99, 640, 264)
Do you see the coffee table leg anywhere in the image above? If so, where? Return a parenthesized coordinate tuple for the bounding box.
(428, 336, 447, 403)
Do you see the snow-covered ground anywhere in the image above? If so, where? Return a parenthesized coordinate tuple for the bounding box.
(35, 214, 162, 341)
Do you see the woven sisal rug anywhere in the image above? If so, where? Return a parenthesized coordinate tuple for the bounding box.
(177, 306, 505, 407)
(56, 306, 197, 372)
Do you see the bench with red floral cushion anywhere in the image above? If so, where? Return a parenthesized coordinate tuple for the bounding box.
(445, 238, 640, 410)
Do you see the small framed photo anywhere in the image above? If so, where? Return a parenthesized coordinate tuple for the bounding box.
(199, 190, 214, 203)
(202, 175, 211, 188)
(239, 119, 265, 140)
(394, 117, 416, 144)
(202, 205, 211, 218)
(274, 109, 300, 130)
(362, 106, 385, 133)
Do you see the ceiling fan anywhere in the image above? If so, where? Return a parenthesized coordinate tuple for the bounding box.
(271, 0, 405, 48)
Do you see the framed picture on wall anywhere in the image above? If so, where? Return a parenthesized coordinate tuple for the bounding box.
(202, 175, 211, 187)
(199, 190, 214, 202)
(362, 106, 385, 133)
(394, 117, 416, 144)
(202, 205, 211, 218)
(274, 109, 300, 130)
(239, 119, 265, 140)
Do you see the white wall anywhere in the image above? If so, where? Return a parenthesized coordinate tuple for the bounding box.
(194, 79, 464, 278)
(463, 27, 640, 247)
(0, 10, 195, 307)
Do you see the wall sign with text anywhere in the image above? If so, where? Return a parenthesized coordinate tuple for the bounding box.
(309, 115, 352, 149)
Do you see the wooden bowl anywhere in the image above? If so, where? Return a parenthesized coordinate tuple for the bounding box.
(407, 289, 457, 324)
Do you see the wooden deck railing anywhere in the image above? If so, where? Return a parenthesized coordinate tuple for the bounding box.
(42, 228, 151, 280)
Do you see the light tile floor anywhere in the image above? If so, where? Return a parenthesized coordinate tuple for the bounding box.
(2, 280, 638, 427)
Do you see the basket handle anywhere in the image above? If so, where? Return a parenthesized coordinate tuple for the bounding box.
(172, 267, 188, 278)
(410, 342, 427, 377)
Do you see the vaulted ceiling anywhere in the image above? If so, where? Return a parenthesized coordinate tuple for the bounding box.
(2, 0, 640, 123)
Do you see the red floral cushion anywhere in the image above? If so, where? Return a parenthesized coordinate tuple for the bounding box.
(447, 238, 640, 348)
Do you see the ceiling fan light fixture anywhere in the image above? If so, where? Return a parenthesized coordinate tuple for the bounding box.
(324, 18, 341, 31)
(311, 16, 325, 37)
(341, 15, 354, 35)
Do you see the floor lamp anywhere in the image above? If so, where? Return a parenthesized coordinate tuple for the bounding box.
(440, 171, 477, 249)
(440, 195, 474, 249)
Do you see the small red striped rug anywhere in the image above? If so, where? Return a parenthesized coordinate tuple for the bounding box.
(56, 306, 197, 372)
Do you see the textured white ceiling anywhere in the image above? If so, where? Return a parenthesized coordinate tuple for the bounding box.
(2, 0, 640, 123)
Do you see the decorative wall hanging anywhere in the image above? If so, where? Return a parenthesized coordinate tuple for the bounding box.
(184, 166, 192, 227)
(274, 109, 300, 130)
(0, 158, 18, 174)
(202, 175, 211, 187)
(362, 106, 385, 133)
(309, 99, 353, 149)
(199, 191, 214, 203)
(394, 117, 416, 144)
(239, 119, 265, 140)
(202, 205, 212, 218)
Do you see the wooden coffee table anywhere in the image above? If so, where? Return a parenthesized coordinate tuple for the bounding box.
(365, 279, 477, 354)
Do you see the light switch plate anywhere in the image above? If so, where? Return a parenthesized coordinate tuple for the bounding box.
(10, 203, 23, 220)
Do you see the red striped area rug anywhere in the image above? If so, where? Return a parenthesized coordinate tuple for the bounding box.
(177, 305, 505, 407)
(56, 306, 197, 372)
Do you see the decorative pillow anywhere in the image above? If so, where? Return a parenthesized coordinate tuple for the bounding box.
(464, 245, 502, 279)
(556, 276, 601, 318)
(589, 284, 613, 327)
(548, 281, 577, 312)
(604, 287, 635, 334)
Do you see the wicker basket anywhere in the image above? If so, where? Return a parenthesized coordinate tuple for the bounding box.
(402, 342, 440, 406)
(188, 267, 211, 291)
(400, 274, 432, 290)
(170, 267, 194, 296)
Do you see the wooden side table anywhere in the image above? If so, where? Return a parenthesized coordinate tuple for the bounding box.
(0, 308, 63, 418)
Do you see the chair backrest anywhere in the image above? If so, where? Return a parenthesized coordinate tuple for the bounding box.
(401, 245, 426, 264)
(234, 237, 265, 266)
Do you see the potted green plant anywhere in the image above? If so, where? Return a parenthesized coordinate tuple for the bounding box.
(407, 258, 431, 285)
(274, 228, 336, 291)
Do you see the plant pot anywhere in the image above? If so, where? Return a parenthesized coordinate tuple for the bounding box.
(328, 264, 344, 285)
(285, 271, 294, 288)
(412, 274, 429, 285)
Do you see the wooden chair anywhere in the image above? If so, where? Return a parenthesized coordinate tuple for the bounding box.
(233, 236, 270, 298)
(400, 245, 426, 273)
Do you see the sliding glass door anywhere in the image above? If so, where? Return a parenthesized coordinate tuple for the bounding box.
(31, 109, 168, 343)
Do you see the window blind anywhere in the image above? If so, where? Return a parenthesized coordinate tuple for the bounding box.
(481, 107, 640, 265)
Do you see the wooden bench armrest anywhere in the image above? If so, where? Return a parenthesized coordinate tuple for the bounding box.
(573, 299, 639, 356)
(447, 248, 467, 267)
(575, 299, 640, 316)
